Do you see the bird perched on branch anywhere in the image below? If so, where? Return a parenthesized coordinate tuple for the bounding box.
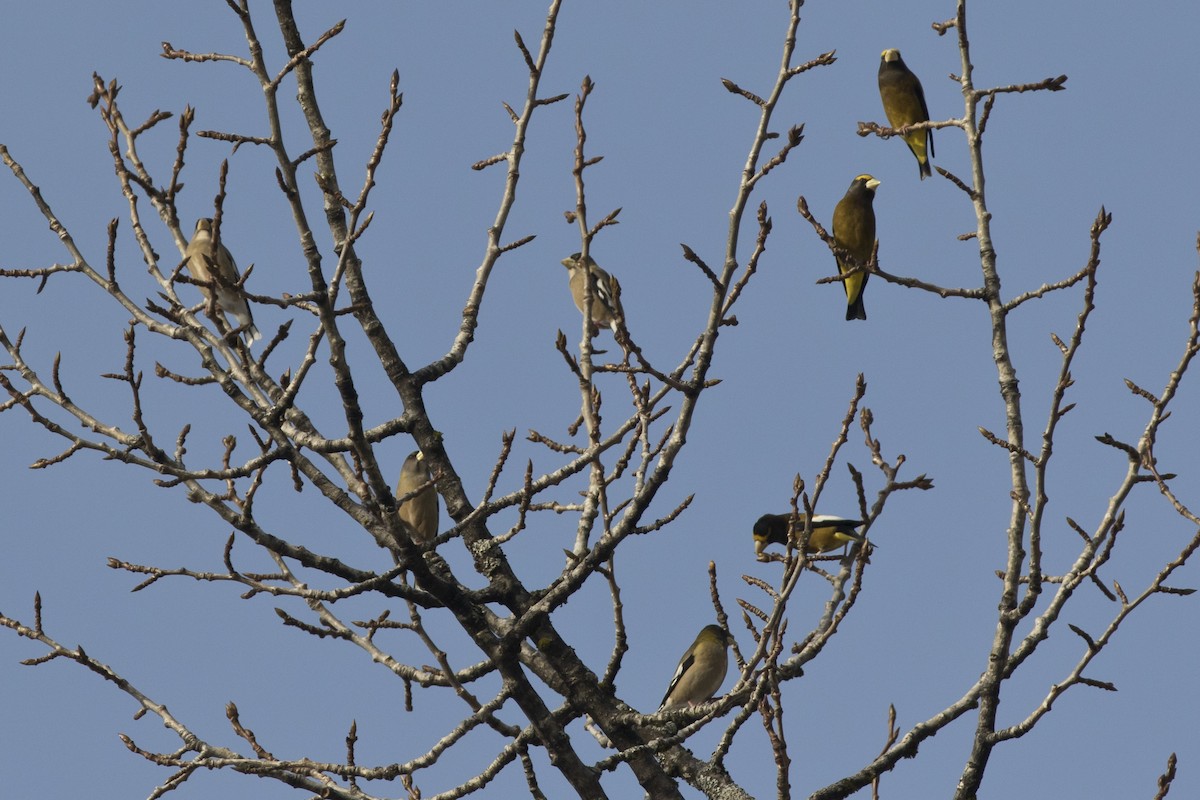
(878, 48, 934, 179)
(659, 624, 734, 710)
(183, 218, 261, 343)
(752, 513, 867, 558)
(561, 252, 624, 336)
(397, 450, 438, 545)
(831, 175, 880, 321)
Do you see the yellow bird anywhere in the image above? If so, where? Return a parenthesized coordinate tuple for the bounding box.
(396, 450, 438, 545)
(561, 252, 624, 336)
(752, 513, 866, 557)
(831, 175, 880, 321)
(659, 624, 734, 710)
(183, 218, 261, 343)
(878, 48, 934, 179)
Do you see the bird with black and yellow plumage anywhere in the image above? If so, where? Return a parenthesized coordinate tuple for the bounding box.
(831, 174, 880, 321)
(752, 513, 867, 559)
(878, 48, 934, 179)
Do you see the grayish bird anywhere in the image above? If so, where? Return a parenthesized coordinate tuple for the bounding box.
(184, 218, 261, 343)
(396, 450, 438, 545)
(659, 624, 734, 710)
(561, 252, 624, 336)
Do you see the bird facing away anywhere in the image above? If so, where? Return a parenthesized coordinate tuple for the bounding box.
(831, 175, 880, 321)
(659, 624, 734, 710)
(183, 218, 261, 343)
(752, 513, 866, 558)
(878, 48, 934, 180)
(561, 252, 624, 336)
(396, 450, 438, 545)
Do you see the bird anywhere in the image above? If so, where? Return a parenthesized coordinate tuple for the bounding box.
(561, 252, 624, 336)
(396, 450, 438, 545)
(659, 624, 734, 710)
(831, 174, 880, 321)
(183, 218, 261, 343)
(752, 513, 867, 558)
(878, 48, 934, 180)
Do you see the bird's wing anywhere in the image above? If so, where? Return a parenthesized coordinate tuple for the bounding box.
(659, 650, 696, 707)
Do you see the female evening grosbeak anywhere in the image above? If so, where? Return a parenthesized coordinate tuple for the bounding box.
(396, 450, 438, 545)
(183, 218, 261, 343)
(561, 252, 624, 336)
(659, 624, 735, 710)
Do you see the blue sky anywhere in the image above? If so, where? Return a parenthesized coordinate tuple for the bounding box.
(2, 2, 1198, 798)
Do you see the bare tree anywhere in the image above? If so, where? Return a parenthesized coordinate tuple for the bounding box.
(2, 1, 1196, 798)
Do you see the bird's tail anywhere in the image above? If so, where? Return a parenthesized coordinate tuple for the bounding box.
(845, 296, 867, 321)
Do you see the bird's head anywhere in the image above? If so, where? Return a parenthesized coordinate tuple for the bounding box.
(698, 624, 734, 648)
(854, 174, 881, 193)
(752, 513, 788, 554)
(561, 252, 598, 271)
